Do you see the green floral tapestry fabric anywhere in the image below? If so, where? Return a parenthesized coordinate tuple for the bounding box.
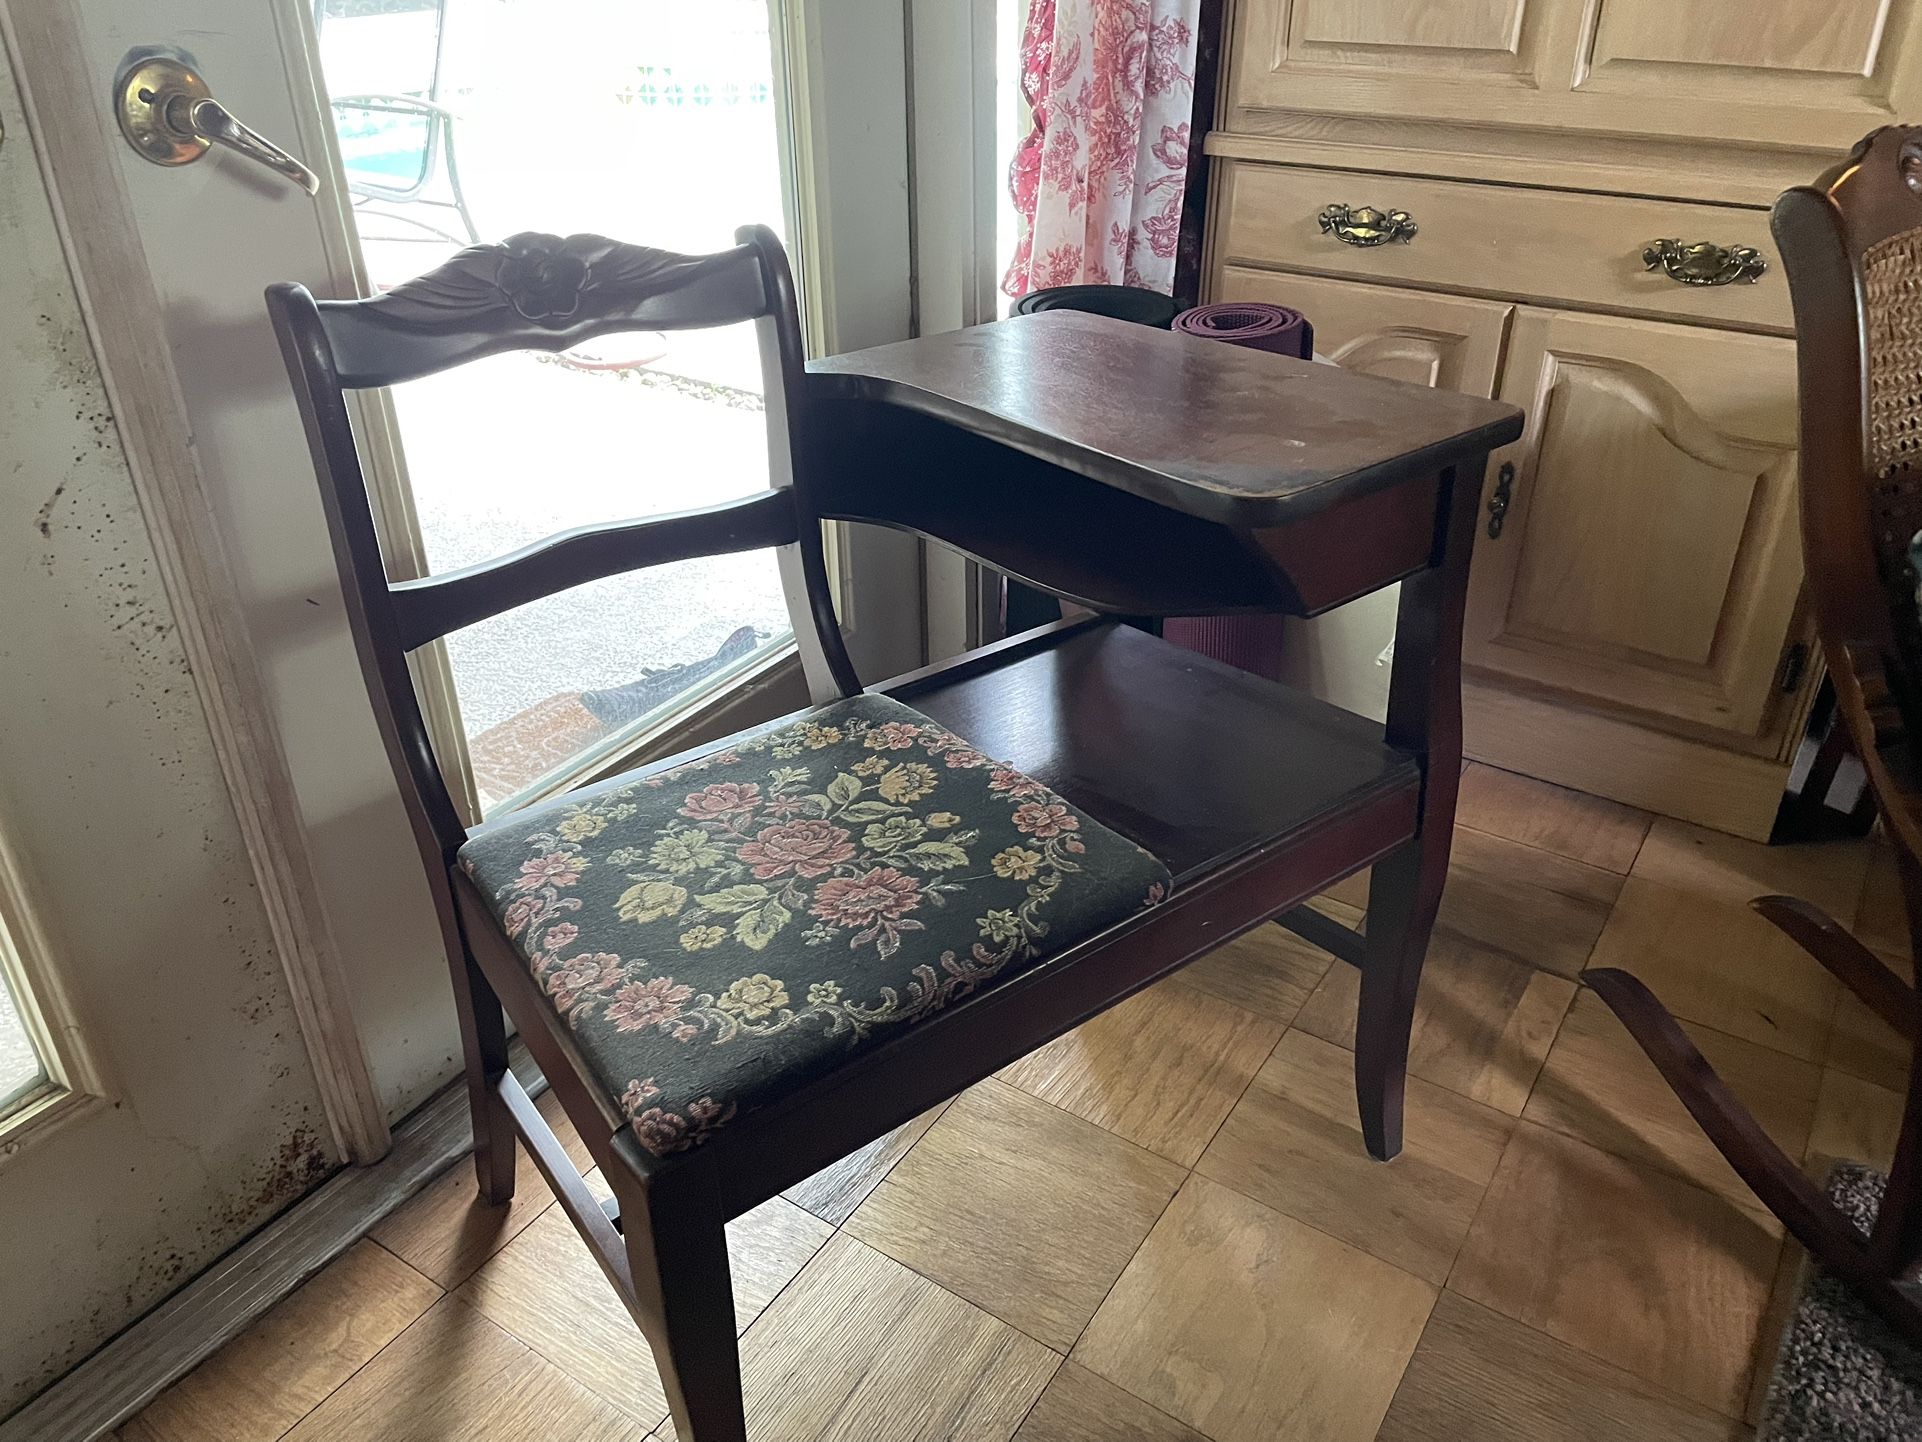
(458, 693, 1171, 1157)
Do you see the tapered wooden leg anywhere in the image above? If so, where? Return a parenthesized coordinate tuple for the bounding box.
(1356, 837, 1448, 1161)
(450, 946, 517, 1204)
(1359, 459, 1478, 1161)
(625, 1177, 746, 1442)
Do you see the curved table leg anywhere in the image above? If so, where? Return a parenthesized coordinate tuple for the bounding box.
(1354, 459, 1481, 1161)
(1357, 836, 1447, 1160)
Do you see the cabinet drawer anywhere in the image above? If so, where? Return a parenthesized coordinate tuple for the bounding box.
(1216, 161, 1790, 333)
(1214, 268, 1512, 397)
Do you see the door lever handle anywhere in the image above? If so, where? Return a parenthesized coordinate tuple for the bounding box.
(115, 54, 321, 196)
(177, 96, 320, 195)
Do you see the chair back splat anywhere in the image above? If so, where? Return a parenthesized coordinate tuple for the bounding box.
(266, 225, 860, 875)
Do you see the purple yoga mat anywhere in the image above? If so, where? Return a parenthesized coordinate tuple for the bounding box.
(1164, 301, 1314, 679)
(1171, 301, 1315, 360)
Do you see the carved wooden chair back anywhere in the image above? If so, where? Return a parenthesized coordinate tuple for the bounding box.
(1775, 125, 1922, 883)
(1774, 125, 1922, 1306)
(266, 225, 858, 881)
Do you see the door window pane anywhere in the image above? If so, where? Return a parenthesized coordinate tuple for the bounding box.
(316, 0, 794, 813)
(0, 964, 48, 1118)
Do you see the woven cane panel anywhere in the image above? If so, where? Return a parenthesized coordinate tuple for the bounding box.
(1862, 226, 1922, 697)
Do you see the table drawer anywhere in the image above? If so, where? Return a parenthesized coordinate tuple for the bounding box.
(1215, 161, 1790, 333)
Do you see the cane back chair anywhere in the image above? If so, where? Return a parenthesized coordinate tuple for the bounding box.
(268, 225, 1462, 1439)
(1590, 128, 1922, 1344)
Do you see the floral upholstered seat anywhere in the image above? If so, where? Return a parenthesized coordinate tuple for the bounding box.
(458, 693, 1172, 1156)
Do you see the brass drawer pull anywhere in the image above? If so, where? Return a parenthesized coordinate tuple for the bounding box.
(1319, 204, 1417, 247)
(1642, 238, 1767, 286)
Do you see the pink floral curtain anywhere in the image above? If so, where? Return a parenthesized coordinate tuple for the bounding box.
(1002, 0, 1200, 297)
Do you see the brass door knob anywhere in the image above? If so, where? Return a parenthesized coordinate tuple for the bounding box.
(1319, 204, 1417, 247)
(115, 53, 320, 195)
(1642, 238, 1767, 286)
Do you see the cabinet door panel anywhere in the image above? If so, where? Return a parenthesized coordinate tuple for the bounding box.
(1466, 310, 1801, 739)
(1230, 0, 1566, 118)
(1573, 0, 1922, 141)
(1590, 0, 1889, 77)
(1295, 0, 1526, 55)
(1214, 266, 1512, 396)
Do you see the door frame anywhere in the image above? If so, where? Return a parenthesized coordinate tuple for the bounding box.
(908, 0, 1008, 661)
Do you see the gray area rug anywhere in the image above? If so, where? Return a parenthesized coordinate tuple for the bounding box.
(1758, 1164, 1922, 1441)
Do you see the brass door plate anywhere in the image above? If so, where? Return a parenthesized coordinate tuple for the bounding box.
(115, 56, 212, 167)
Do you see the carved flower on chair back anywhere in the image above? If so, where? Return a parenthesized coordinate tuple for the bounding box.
(497, 234, 591, 323)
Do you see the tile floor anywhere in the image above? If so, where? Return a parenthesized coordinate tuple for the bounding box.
(118, 764, 1913, 1442)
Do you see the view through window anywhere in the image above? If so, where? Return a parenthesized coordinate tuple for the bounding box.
(0, 952, 48, 1120)
(316, 0, 795, 813)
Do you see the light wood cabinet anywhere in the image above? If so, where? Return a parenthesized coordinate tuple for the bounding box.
(1203, 0, 1881, 837)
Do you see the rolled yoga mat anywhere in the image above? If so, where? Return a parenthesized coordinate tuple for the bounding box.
(1013, 283, 1180, 329)
(1162, 301, 1316, 680)
(1171, 301, 1315, 360)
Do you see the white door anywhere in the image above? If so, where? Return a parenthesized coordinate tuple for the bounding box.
(78, 0, 920, 1118)
(0, 42, 331, 1414)
(0, 0, 921, 1406)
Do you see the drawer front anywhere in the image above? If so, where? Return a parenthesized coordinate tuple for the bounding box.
(1213, 268, 1512, 398)
(1216, 161, 1790, 333)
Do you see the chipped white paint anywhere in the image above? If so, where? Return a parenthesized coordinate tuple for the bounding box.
(0, 46, 329, 1416)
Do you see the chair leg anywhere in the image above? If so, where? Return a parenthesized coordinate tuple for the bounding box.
(624, 1179, 746, 1442)
(1356, 837, 1447, 1162)
(450, 947, 517, 1204)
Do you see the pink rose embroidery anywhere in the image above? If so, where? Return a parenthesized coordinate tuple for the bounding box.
(515, 851, 584, 891)
(678, 781, 762, 824)
(502, 895, 540, 938)
(632, 1108, 687, 1154)
(543, 952, 625, 1015)
(989, 768, 1049, 800)
(605, 977, 695, 1032)
(1013, 801, 1078, 839)
(862, 721, 924, 750)
(811, 867, 924, 930)
(620, 1077, 660, 1115)
(737, 820, 856, 879)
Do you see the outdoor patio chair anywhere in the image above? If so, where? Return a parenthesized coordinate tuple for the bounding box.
(315, 0, 479, 245)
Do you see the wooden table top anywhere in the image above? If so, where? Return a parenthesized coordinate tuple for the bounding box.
(807, 311, 1525, 527)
